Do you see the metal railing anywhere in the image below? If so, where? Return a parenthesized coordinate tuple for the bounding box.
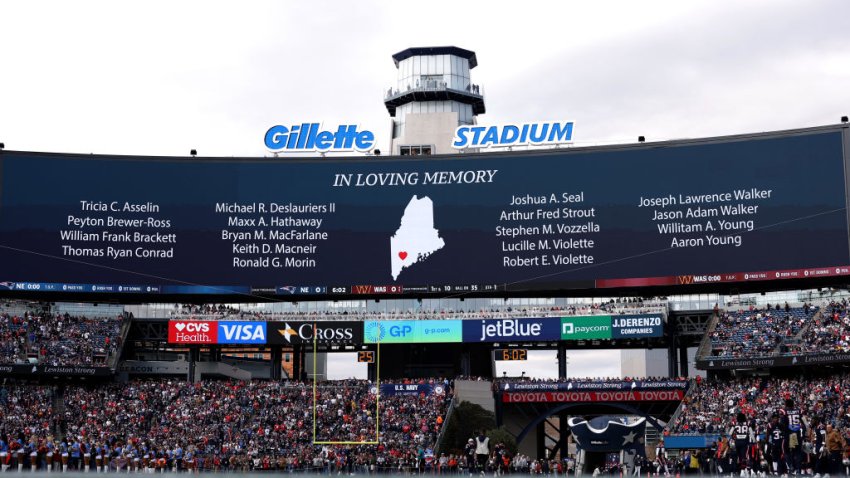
(434, 395, 458, 454)
(385, 82, 484, 100)
(664, 377, 698, 434)
(695, 313, 719, 360)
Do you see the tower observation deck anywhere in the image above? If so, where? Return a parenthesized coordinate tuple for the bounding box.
(385, 46, 486, 155)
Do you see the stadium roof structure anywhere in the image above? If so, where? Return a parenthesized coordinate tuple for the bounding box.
(391, 46, 478, 68)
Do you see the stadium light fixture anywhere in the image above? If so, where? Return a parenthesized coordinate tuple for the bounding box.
(638, 136, 645, 143)
(190, 149, 197, 157)
(842, 116, 849, 123)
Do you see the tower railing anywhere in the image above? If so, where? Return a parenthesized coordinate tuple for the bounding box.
(384, 82, 484, 100)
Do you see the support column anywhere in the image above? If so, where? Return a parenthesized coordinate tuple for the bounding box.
(271, 346, 282, 380)
(461, 351, 471, 377)
(678, 344, 689, 377)
(536, 422, 546, 460)
(367, 360, 378, 382)
(188, 346, 199, 383)
(667, 317, 679, 378)
(557, 344, 567, 379)
(293, 345, 303, 381)
(558, 411, 570, 459)
(667, 342, 678, 377)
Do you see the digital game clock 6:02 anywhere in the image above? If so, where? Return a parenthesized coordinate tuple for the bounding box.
(494, 349, 528, 361)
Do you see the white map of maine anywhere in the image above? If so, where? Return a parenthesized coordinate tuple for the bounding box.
(390, 195, 445, 280)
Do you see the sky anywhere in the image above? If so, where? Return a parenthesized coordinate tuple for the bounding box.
(2, 0, 849, 379)
(2, 1, 849, 157)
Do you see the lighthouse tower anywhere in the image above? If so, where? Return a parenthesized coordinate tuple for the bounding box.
(384, 46, 486, 155)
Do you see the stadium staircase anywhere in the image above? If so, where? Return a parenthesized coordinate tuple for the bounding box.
(107, 313, 133, 370)
(694, 313, 720, 360)
(663, 377, 697, 436)
(193, 361, 252, 381)
(53, 385, 66, 440)
(645, 424, 661, 447)
(434, 396, 458, 454)
(453, 379, 496, 414)
(783, 307, 822, 349)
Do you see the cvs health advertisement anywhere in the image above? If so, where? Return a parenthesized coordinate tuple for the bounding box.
(168, 320, 218, 344)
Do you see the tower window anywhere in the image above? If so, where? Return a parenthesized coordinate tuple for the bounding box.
(419, 75, 446, 89)
(400, 145, 433, 156)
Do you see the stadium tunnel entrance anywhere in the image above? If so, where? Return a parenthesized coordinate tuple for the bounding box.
(568, 416, 647, 476)
(498, 397, 677, 461)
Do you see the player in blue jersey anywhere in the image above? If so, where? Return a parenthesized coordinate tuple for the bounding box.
(0, 436, 8, 473)
(780, 398, 805, 476)
(730, 412, 755, 476)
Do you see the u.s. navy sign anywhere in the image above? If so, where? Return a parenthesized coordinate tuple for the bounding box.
(453, 121, 574, 149)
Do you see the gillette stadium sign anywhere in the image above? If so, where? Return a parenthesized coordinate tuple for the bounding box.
(453, 121, 574, 149)
(264, 123, 376, 153)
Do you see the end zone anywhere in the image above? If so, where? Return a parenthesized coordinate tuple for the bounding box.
(312, 322, 380, 445)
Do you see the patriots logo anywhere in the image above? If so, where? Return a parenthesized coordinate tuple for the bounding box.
(567, 416, 647, 454)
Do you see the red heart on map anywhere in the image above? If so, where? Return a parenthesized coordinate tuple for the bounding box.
(398, 251, 408, 260)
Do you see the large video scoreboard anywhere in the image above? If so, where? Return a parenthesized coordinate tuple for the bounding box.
(0, 126, 848, 296)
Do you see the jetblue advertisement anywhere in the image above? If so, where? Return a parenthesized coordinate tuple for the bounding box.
(0, 128, 847, 295)
(464, 318, 561, 343)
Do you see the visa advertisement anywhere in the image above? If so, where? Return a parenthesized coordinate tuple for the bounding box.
(168, 320, 267, 345)
(216, 321, 267, 344)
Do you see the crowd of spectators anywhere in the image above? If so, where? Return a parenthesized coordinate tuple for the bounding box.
(0, 385, 58, 441)
(0, 310, 124, 366)
(707, 304, 816, 358)
(28, 313, 123, 366)
(0, 314, 28, 364)
(170, 304, 242, 319)
(1, 378, 451, 473)
(789, 299, 850, 354)
(670, 373, 850, 436)
(166, 299, 668, 322)
(670, 376, 762, 434)
(669, 372, 850, 476)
